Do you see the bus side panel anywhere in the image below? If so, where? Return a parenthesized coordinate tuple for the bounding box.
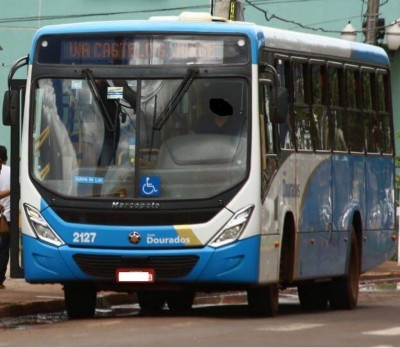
(332, 154, 365, 271)
(296, 153, 343, 279)
(298, 154, 332, 278)
(363, 156, 396, 271)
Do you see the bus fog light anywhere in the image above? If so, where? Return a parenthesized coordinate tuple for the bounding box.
(209, 205, 254, 248)
(24, 204, 65, 247)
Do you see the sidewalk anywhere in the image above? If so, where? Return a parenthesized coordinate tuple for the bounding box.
(1, 261, 399, 318)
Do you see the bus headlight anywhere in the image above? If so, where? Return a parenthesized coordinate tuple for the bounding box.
(24, 204, 64, 247)
(209, 205, 254, 248)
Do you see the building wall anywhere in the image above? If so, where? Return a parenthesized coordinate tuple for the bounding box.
(0, 0, 399, 157)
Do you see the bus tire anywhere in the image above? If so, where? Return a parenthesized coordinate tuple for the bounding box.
(247, 283, 279, 317)
(137, 291, 166, 313)
(329, 229, 360, 310)
(166, 290, 195, 313)
(298, 282, 328, 311)
(64, 283, 97, 319)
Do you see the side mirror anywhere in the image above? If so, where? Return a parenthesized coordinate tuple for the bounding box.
(3, 90, 19, 126)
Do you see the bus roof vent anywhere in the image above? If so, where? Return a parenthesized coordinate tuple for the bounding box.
(179, 12, 214, 22)
(149, 12, 227, 22)
(148, 15, 180, 21)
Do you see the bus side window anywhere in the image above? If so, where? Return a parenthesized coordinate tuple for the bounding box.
(311, 63, 329, 150)
(293, 61, 312, 151)
(377, 71, 393, 154)
(275, 58, 293, 150)
(364, 69, 381, 153)
(329, 65, 347, 152)
(346, 68, 364, 153)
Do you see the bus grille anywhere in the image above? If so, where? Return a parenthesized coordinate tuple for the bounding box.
(73, 254, 199, 280)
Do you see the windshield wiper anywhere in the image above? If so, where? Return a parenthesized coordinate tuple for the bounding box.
(153, 68, 199, 131)
(82, 68, 115, 131)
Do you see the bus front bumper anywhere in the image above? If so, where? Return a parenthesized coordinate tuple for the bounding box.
(22, 234, 261, 287)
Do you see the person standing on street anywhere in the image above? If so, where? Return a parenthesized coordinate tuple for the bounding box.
(0, 145, 11, 289)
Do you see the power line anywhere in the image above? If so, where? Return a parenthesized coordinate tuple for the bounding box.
(244, 0, 392, 35)
(244, 0, 346, 33)
(0, 4, 209, 24)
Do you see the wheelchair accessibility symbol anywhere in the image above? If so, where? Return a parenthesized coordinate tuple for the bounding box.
(140, 176, 161, 197)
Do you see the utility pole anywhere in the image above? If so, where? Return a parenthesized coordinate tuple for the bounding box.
(364, 0, 380, 44)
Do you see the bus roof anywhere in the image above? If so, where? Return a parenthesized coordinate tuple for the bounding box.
(30, 14, 389, 66)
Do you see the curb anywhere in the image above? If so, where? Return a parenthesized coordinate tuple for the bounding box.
(360, 271, 400, 281)
(0, 299, 65, 318)
(0, 293, 136, 319)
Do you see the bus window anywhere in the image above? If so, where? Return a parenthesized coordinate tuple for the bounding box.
(364, 69, 381, 153)
(293, 61, 312, 151)
(275, 57, 293, 150)
(377, 72, 388, 112)
(346, 68, 364, 152)
(329, 65, 347, 151)
(312, 63, 329, 150)
(377, 71, 393, 154)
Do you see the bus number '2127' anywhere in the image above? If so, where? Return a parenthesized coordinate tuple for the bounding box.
(72, 232, 96, 243)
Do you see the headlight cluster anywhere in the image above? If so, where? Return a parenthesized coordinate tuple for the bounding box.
(209, 205, 254, 248)
(24, 204, 64, 246)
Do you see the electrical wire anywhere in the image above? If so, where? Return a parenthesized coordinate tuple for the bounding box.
(0, 4, 209, 24)
(244, 0, 393, 35)
(0, 1, 392, 37)
(244, 0, 347, 34)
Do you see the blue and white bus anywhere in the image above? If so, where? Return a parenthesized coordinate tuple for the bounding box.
(3, 12, 396, 318)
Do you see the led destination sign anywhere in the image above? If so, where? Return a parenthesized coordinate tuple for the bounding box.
(64, 40, 138, 60)
(37, 35, 248, 66)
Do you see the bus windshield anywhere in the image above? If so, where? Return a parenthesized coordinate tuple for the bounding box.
(31, 76, 248, 200)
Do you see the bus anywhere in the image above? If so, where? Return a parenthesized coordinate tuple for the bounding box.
(3, 11, 396, 318)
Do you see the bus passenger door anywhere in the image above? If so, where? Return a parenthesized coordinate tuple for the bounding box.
(258, 64, 289, 282)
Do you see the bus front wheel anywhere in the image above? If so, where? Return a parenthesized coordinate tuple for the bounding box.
(64, 283, 97, 319)
(247, 283, 279, 317)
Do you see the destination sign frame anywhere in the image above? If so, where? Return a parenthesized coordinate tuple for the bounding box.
(36, 34, 249, 66)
